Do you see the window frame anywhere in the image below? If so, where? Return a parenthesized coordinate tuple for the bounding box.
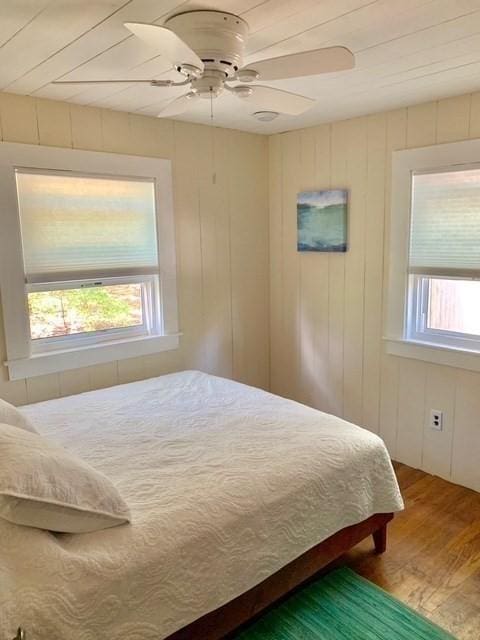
(407, 274, 480, 351)
(0, 142, 179, 380)
(27, 274, 161, 353)
(386, 137, 480, 373)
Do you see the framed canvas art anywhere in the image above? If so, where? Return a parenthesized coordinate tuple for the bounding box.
(297, 189, 348, 252)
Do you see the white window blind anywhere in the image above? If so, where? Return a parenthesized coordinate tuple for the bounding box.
(15, 170, 158, 283)
(409, 167, 480, 277)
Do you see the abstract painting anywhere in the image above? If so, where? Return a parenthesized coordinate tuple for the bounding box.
(297, 189, 348, 252)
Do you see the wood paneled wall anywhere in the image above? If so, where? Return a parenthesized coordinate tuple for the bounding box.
(0, 89, 478, 493)
(269, 92, 480, 493)
(0, 93, 269, 404)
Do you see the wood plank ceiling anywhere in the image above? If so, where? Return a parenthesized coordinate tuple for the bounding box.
(1, 0, 480, 133)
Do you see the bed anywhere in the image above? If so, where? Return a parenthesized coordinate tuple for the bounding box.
(1, 370, 403, 640)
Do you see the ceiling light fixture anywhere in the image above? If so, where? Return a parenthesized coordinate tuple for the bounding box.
(253, 111, 279, 122)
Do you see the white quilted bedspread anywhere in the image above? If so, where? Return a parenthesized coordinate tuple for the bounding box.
(1, 371, 403, 639)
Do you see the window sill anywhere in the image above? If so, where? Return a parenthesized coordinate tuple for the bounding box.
(385, 337, 480, 372)
(4, 333, 181, 380)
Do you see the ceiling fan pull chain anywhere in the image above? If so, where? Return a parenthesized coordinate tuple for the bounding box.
(210, 90, 216, 185)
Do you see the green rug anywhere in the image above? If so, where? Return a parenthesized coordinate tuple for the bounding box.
(234, 567, 456, 640)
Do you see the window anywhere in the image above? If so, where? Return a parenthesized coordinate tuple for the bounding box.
(0, 143, 178, 380)
(16, 170, 161, 351)
(387, 138, 480, 372)
(406, 167, 480, 351)
(27, 279, 153, 344)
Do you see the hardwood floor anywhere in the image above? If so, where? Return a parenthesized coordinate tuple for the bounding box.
(343, 462, 480, 639)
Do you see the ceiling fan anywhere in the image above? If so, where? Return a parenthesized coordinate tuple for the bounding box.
(53, 10, 355, 119)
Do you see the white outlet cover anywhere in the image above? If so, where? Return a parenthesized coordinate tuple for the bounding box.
(430, 409, 443, 431)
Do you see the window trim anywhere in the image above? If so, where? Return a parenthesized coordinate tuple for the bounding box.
(0, 142, 179, 380)
(386, 137, 480, 372)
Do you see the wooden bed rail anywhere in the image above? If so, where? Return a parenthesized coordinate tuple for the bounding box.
(167, 512, 394, 640)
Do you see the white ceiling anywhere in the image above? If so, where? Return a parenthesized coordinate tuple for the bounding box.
(1, 0, 480, 134)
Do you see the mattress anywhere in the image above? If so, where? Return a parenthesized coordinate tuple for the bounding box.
(1, 370, 403, 639)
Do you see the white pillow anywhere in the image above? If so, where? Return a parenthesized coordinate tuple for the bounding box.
(0, 423, 130, 533)
(0, 397, 37, 433)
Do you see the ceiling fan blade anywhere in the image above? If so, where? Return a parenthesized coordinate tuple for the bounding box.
(244, 47, 354, 81)
(124, 22, 204, 72)
(157, 92, 199, 118)
(52, 79, 167, 85)
(239, 85, 314, 115)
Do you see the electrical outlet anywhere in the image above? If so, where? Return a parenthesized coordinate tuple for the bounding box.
(430, 409, 443, 431)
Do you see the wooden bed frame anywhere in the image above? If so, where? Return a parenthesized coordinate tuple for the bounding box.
(166, 512, 393, 640)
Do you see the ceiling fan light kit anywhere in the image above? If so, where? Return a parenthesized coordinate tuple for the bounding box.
(231, 85, 254, 99)
(237, 69, 260, 83)
(53, 9, 355, 121)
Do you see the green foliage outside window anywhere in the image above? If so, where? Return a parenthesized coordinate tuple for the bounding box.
(28, 284, 143, 339)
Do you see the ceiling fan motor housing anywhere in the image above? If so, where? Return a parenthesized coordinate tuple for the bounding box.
(165, 10, 248, 80)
